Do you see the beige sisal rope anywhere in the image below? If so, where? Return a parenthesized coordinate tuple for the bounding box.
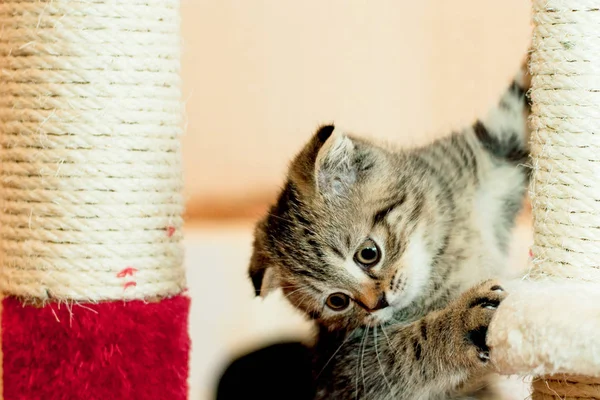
(529, 0, 600, 398)
(0, 0, 186, 302)
(533, 376, 600, 400)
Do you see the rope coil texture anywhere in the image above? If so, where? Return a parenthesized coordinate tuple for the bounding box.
(530, 0, 600, 398)
(0, 0, 186, 302)
(533, 376, 600, 399)
(530, 0, 600, 284)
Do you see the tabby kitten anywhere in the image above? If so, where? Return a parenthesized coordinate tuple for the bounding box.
(248, 62, 530, 399)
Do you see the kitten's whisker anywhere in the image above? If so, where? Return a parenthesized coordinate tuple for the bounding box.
(387, 317, 411, 328)
(355, 326, 369, 400)
(282, 287, 308, 299)
(278, 284, 311, 289)
(374, 326, 394, 398)
(380, 325, 398, 358)
(316, 328, 357, 379)
(361, 324, 370, 396)
(295, 293, 309, 309)
(295, 292, 315, 315)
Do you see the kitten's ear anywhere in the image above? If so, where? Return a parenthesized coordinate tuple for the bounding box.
(248, 256, 278, 297)
(290, 124, 357, 199)
(314, 127, 356, 198)
(249, 222, 279, 296)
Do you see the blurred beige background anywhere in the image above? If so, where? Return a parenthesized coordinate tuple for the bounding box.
(183, 1, 533, 399)
(182, 0, 531, 213)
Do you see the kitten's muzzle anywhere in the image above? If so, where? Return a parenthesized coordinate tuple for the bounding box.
(356, 293, 389, 312)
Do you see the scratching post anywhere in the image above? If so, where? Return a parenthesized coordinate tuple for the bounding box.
(487, 1, 600, 398)
(529, 0, 600, 284)
(0, 1, 189, 398)
(528, 1, 600, 397)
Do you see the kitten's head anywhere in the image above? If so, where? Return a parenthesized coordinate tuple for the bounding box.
(249, 125, 452, 331)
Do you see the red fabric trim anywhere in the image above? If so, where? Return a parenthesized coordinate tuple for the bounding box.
(2, 295, 190, 400)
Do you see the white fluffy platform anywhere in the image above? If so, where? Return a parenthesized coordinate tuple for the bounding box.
(488, 280, 600, 377)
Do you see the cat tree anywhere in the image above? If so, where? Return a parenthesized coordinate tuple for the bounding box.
(488, 1, 600, 398)
(0, 1, 190, 398)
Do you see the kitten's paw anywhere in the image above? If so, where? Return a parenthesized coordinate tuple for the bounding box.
(453, 280, 507, 366)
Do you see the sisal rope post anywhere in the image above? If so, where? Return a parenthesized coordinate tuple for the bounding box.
(0, 1, 190, 398)
(529, 0, 600, 285)
(523, 0, 600, 398)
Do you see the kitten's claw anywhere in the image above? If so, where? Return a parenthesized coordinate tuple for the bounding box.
(452, 280, 507, 367)
(478, 351, 490, 362)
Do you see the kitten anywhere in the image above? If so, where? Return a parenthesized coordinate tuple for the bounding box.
(248, 61, 530, 399)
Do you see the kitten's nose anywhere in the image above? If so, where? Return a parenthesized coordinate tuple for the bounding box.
(372, 294, 389, 311)
(357, 291, 389, 311)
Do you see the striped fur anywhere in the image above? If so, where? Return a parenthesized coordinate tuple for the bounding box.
(248, 60, 531, 399)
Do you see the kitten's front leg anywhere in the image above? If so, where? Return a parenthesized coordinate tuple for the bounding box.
(320, 280, 506, 400)
(421, 279, 507, 375)
(386, 280, 506, 398)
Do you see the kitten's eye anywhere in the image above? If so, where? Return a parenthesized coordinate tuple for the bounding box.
(354, 238, 381, 267)
(326, 293, 351, 311)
